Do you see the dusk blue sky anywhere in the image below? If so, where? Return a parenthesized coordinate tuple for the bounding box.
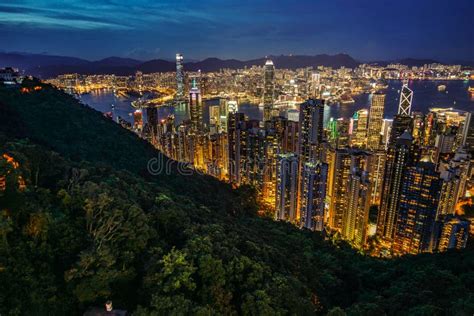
(0, 0, 472, 62)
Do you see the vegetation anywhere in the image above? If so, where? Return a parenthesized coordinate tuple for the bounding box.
(0, 80, 473, 315)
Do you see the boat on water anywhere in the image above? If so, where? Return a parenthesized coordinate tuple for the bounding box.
(438, 84, 447, 92)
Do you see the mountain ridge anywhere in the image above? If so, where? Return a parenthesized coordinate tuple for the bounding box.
(0, 52, 455, 78)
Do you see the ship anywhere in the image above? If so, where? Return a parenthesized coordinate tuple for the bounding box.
(438, 84, 446, 92)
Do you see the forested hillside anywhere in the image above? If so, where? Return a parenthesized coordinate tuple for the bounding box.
(0, 80, 473, 315)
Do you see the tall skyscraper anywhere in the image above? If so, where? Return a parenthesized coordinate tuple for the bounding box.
(398, 80, 413, 116)
(328, 148, 351, 231)
(189, 78, 203, 132)
(432, 215, 470, 252)
(369, 150, 386, 206)
(389, 114, 413, 145)
(367, 93, 386, 151)
(393, 160, 442, 255)
(377, 131, 417, 244)
(462, 112, 474, 154)
(342, 152, 372, 249)
(298, 99, 325, 164)
(175, 53, 185, 100)
(276, 153, 298, 222)
(227, 113, 248, 185)
(299, 161, 328, 231)
(208, 105, 220, 134)
(263, 60, 275, 122)
(146, 106, 159, 145)
(352, 109, 369, 148)
(310, 71, 321, 98)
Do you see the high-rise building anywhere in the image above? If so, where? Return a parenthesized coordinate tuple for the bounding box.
(432, 215, 470, 252)
(393, 160, 442, 255)
(276, 153, 298, 222)
(398, 80, 413, 116)
(328, 148, 352, 231)
(175, 53, 185, 100)
(263, 60, 275, 122)
(352, 109, 369, 148)
(369, 150, 386, 206)
(342, 152, 372, 249)
(227, 113, 248, 185)
(209, 105, 220, 135)
(133, 109, 143, 131)
(299, 161, 328, 231)
(389, 115, 413, 145)
(189, 78, 203, 132)
(381, 119, 393, 147)
(146, 106, 159, 145)
(438, 168, 460, 216)
(298, 99, 325, 164)
(367, 93, 386, 151)
(310, 71, 321, 98)
(377, 131, 417, 244)
(412, 112, 425, 145)
(462, 112, 474, 154)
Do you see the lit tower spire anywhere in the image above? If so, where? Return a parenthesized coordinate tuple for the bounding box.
(263, 59, 275, 122)
(176, 53, 185, 100)
(398, 78, 413, 116)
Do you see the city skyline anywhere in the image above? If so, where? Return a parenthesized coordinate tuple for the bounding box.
(0, 0, 473, 62)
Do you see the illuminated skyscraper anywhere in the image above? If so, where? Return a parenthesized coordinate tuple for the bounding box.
(189, 78, 203, 132)
(299, 161, 328, 231)
(328, 148, 351, 231)
(133, 109, 143, 131)
(176, 53, 185, 100)
(352, 109, 368, 148)
(398, 80, 413, 116)
(432, 215, 470, 252)
(227, 113, 248, 185)
(377, 131, 417, 244)
(367, 93, 386, 151)
(310, 71, 321, 98)
(146, 106, 159, 145)
(462, 112, 474, 154)
(342, 152, 372, 249)
(263, 59, 275, 122)
(298, 99, 325, 164)
(369, 150, 386, 206)
(276, 153, 298, 222)
(389, 114, 413, 145)
(209, 105, 220, 134)
(393, 160, 442, 255)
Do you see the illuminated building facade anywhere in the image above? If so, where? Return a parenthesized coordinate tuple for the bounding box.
(189, 78, 203, 132)
(328, 148, 351, 231)
(276, 153, 298, 222)
(352, 109, 368, 148)
(342, 152, 372, 249)
(263, 60, 275, 122)
(432, 215, 470, 252)
(367, 93, 385, 150)
(176, 53, 185, 100)
(393, 161, 442, 255)
(299, 161, 328, 231)
(377, 131, 417, 244)
(398, 80, 413, 116)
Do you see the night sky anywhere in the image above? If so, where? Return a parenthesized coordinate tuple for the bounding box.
(0, 0, 472, 62)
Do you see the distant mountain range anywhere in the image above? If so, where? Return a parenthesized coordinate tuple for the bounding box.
(1, 52, 471, 78)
